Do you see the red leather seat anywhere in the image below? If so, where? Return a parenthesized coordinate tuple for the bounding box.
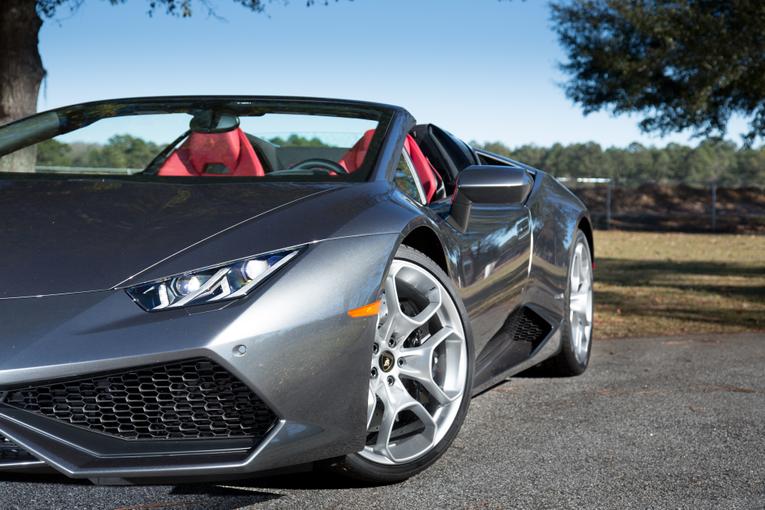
(338, 130, 441, 203)
(338, 129, 375, 174)
(158, 128, 265, 177)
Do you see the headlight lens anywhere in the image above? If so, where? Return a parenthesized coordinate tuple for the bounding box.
(126, 250, 298, 311)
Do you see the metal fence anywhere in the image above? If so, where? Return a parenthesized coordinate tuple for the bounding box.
(559, 178, 765, 234)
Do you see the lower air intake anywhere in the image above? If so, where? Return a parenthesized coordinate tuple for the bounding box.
(3, 358, 277, 442)
(0, 432, 38, 464)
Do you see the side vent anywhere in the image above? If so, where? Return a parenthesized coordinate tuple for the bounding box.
(474, 306, 553, 387)
(508, 306, 551, 346)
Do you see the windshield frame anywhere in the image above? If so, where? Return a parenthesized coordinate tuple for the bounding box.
(0, 96, 403, 183)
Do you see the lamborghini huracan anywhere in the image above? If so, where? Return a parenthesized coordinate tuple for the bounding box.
(0, 97, 593, 484)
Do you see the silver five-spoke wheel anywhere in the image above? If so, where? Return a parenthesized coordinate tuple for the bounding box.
(569, 234, 593, 365)
(360, 259, 468, 465)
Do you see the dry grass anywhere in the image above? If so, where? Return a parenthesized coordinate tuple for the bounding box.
(594, 231, 765, 339)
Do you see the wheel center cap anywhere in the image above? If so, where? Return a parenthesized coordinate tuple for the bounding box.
(379, 351, 396, 373)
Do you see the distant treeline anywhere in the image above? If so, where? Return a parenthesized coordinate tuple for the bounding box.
(473, 139, 765, 187)
(35, 134, 765, 187)
(35, 133, 330, 170)
(37, 136, 162, 169)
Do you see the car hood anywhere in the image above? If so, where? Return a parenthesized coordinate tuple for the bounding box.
(0, 178, 335, 298)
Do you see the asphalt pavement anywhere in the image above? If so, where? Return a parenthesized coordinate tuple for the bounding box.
(1, 332, 763, 510)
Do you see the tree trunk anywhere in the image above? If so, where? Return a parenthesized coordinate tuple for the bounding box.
(0, 0, 44, 172)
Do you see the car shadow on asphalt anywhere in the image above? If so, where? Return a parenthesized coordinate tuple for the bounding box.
(227, 470, 376, 490)
(0, 467, 375, 493)
(0, 472, 284, 509)
(168, 483, 283, 505)
(0, 472, 85, 485)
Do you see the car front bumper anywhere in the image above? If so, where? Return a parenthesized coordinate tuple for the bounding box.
(0, 234, 397, 483)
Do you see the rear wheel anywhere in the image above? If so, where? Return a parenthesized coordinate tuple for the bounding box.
(546, 229, 593, 376)
(333, 246, 473, 483)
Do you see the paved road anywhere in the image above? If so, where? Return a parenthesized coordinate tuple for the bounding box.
(1, 332, 763, 510)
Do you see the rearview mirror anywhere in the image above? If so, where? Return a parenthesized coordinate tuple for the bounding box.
(190, 111, 240, 134)
(450, 165, 533, 230)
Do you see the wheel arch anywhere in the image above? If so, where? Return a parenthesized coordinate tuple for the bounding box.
(577, 215, 594, 260)
(400, 225, 449, 277)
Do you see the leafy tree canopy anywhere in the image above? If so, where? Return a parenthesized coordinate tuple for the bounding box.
(36, 0, 331, 18)
(552, 0, 765, 144)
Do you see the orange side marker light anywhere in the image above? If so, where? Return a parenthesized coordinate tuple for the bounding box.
(348, 300, 381, 318)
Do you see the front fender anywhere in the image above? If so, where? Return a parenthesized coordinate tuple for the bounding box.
(0, 233, 400, 479)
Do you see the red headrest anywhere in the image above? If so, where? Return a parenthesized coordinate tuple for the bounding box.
(337, 130, 441, 203)
(158, 128, 265, 177)
(338, 129, 376, 173)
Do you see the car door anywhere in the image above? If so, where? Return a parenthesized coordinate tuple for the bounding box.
(448, 173, 532, 362)
(419, 130, 533, 377)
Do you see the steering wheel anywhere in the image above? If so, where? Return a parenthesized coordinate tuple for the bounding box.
(290, 158, 349, 175)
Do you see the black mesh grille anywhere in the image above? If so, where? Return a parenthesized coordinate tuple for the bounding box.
(511, 307, 551, 344)
(3, 359, 277, 442)
(0, 432, 38, 463)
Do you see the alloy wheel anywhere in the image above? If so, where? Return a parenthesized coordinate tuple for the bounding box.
(360, 259, 468, 465)
(569, 237, 593, 364)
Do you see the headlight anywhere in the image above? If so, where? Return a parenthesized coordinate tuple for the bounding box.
(126, 250, 299, 311)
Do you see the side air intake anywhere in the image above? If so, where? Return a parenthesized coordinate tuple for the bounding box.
(474, 306, 553, 387)
(508, 306, 551, 345)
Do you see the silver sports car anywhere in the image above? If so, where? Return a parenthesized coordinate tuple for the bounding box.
(0, 97, 593, 484)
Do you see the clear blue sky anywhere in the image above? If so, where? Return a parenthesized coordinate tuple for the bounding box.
(37, 0, 745, 148)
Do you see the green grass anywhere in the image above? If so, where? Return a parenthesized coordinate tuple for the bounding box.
(593, 231, 765, 339)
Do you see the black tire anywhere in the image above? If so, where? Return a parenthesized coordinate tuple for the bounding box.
(544, 229, 593, 376)
(328, 245, 474, 484)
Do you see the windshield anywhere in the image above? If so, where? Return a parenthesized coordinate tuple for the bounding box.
(0, 98, 393, 182)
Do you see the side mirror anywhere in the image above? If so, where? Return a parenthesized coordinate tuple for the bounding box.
(450, 165, 533, 230)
